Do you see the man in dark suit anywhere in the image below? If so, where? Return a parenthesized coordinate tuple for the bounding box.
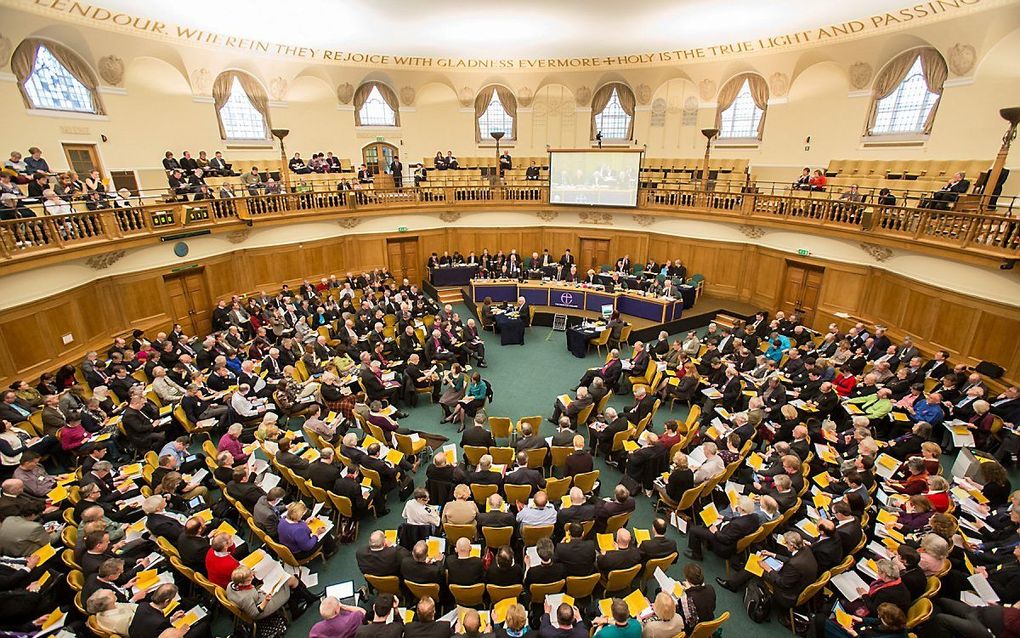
(275, 438, 311, 477)
(445, 537, 484, 586)
(524, 537, 565, 588)
(466, 456, 503, 488)
(0, 390, 32, 424)
(597, 529, 642, 577)
(554, 522, 596, 576)
(225, 467, 264, 512)
(390, 156, 403, 188)
(461, 416, 495, 448)
(475, 494, 515, 532)
(142, 496, 184, 542)
(639, 517, 678, 561)
(922, 171, 970, 209)
(304, 448, 343, 490)
(565, 438, 594, 476)
(556, 488, 596, 536)
(177, 518, 213, 572)
(550, 386, 595, 427)
(401, 540, 444, 584)
(592, 407, 630, 456)
(503, 451, 545, 496)
(129, 583, 209, 638)
(404, 597, 452, 638)
(624, 386, 655, 426)
(515, 424, 547, 453)
(831, 501, 864, 555)
(594, 484, 636, 533)
(357, 530, 409, 577)
(717, 530, 818, 617)
(121, 394, 166, 449)
(332, 464, 376, 518)
(808, 519, 845, 573)
(576, 351, 623, 392)
(685, 496, 760, 561)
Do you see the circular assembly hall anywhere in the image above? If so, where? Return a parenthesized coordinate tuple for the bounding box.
(2, 2, 1020, 638)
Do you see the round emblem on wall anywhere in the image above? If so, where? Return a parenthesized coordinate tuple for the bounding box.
(560, 292, 574, 306)
(173, 242, 189, 258)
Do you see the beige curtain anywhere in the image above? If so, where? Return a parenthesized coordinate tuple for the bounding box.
(354, 82, 400, 126)
(866, 49, 924, 135)
(213, 71, 270, 139)
(12, 38, 105, 114)
(918, 48, 948, 134)
(493, 86, 518, 141)
(473, 85, 497, 142)
(714, 73, 767, 138)
(590, 83, 634, 140)
(746, 75, 769, 139)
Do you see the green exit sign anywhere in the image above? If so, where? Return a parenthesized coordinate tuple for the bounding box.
(398, 226, 408, 233)
(797, 249, 811, 256)
(376, 136, 386, 142)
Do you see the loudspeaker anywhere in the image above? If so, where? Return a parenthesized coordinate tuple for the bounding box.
(975, 361, 1005, 378)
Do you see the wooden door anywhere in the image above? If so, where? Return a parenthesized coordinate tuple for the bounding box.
(62, 143, 103, 178)
(163, 269, 211, 336)
(579, 238, 611, 272)
(362, 142, 399, 176)
(780, 262, 825, 325)
(386, 237, 421, 285)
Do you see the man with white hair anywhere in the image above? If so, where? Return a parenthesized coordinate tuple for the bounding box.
(550, 385, 594, 427)
(88, 589, 137, 636)
(142, 495, 183, 541)
(684, 495, 760, 561)
(556, 487, 595, 535)
(591, 407, 629, 456)
(151, 366, 186, 403)
(310, 596, 365, 638)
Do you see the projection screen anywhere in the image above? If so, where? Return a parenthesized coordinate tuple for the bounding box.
(548, 150, 642, 208)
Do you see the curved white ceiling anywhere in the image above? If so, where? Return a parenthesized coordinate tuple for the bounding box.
(93, 0, 922, 58)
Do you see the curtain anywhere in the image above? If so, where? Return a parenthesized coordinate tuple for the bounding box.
(918, 49, 948, 134)
(590, 83, 635, 140)
(354, 82, 400, 126)
(615, 84, 636, 139)
(714, 73, 767, 137)
(746, 75, 769, 139)
(213, 71, 271, 139)
(12, 38, 105, 114)
(866, 49, 922, 134)
(493, 86, 518, 141)
(473, 85, 497, 142)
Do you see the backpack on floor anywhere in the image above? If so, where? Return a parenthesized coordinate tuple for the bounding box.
(744, 579, 772, 623)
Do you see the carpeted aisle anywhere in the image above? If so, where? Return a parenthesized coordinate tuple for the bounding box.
(259, 304, 790, 638)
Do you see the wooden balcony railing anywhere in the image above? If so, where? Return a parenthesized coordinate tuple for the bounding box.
(1, 184, 1016, 264)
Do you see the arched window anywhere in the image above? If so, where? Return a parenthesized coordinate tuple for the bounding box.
(212, 71, 271, 141)
(11, 39, 103, 114)
(716, 74, 768, 139)
(591, 83, 635, 141)
(868, 49, 947, 136)
(475, 86, 517, 142)
(354, 82, 400, 127)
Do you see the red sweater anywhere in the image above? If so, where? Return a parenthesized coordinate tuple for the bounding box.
(205, 547, 239, 587)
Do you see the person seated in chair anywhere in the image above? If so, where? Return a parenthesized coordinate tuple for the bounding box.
(920, 171, 970, 210)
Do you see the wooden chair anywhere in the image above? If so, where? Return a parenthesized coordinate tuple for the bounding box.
(787, 571, 831, 631)
(525, 447, 548, 471)
(67, 569, 84, 592)
(574, 404, 596, 429)
(463, 445, 489, 468)
(604, 511, 632, 534)
(471, 483, 499, 506)
(489, 447, 515, 465)
(572, 470, 599, 494)
(590, 328, 612, 356)
(521, 524, 555, 546)
(450, 583, 486, 607)
(216, 586, 258, 638)
(443, 523, 477, 545)
(601, 427, 635, 458)
(365, 574, 402, 595)
(687, 611, 730, 638)
(265, 535, 323, 568)
(550, 446, 573, 474)
(906, 598, 933, 629)
(529, 580, 566, 605)
(486, 584, 523, 604)
(516, 416, 543, 440)
(544, 476, 571, 503)
(394, 432, 427, 457)
(405, 581, 441, 603)
(641, 552, 678, 593)
(481, 525, 514, 548)
(361, 465, 383, 490)
(327, 491, 364, 540)
(62, 525, 78, 548)
(504, 483, 533, 504)
(921, 576, 941, 599)
(602, 564, 641, 596)
(489, 417, 513, 442)
(565, 573, 601, 601)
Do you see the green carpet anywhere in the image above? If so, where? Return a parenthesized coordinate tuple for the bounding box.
(250, 304, 791, 637)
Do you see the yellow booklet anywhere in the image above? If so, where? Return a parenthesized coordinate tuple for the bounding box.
(47, 484, 69, 504)
(699, 503, 720, 527)
(622, 440, 639, 453)
(746, 453, 764, 471)
(876, 509, 898, 525)
(40, 609, 64, 630)
(813, 473, 831, 488)
(744, 553, 764, 577)
(384, 530, 398, 545)
(241, 550, 267, 569)
(385, 449, 404, 465)
(135, 569, 160, 590)
(623, 590, 649, 616)
(835, 606, 855, 630)
(633, 529, 651, 545)
(31, 543, 56, 566)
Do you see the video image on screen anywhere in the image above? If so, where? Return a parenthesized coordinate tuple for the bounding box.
(548, 151, 641, 207)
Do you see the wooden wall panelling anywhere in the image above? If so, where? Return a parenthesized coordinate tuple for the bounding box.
(969, 312, 1020, 374)
(114, 272, 173, 329)
(0, 312, 51, 377)
(745, 248, 785, 310)
(611, 233, 648, 267)
(929, 297, 981, 355)
(541, 229, 578, 257)
(418, 230, 449, 263)
(518, 229, 544, 258)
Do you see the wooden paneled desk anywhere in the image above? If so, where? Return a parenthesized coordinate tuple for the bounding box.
(470, 280, 684, 324)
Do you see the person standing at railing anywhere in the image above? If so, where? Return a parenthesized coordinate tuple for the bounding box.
(499, 151, 512, 177)
(390, 155, 403, 188)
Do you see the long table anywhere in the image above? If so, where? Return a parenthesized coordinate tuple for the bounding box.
(471, 280, 685, 324)
(429, 265, 478, 286)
